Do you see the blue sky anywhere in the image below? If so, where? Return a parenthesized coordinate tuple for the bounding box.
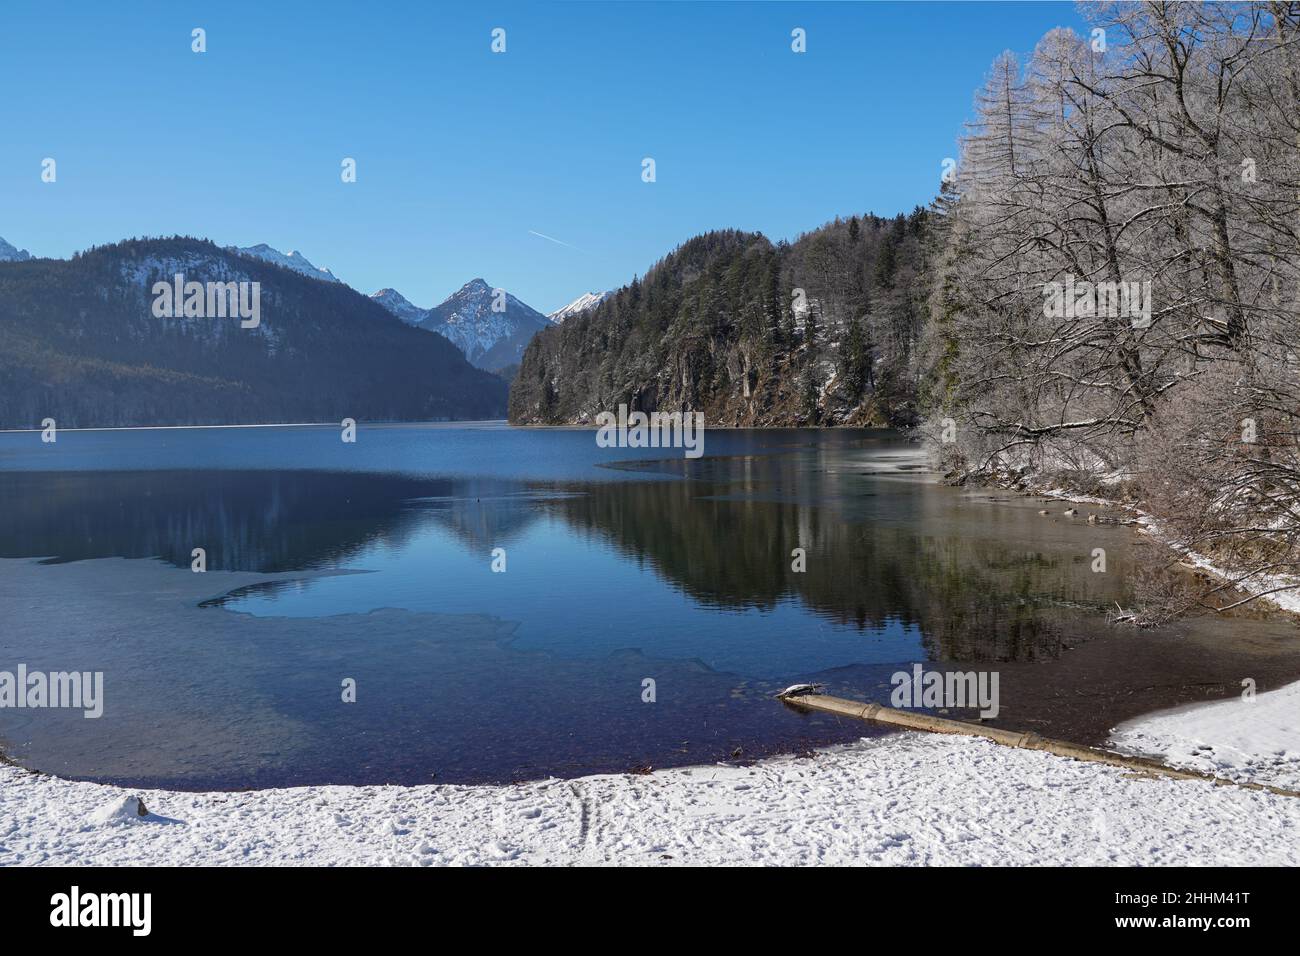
(1, 1, 1088, 313)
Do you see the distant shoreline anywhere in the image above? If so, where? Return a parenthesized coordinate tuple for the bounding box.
(0, 421, 904, 434)
(0, 419, 512, 434)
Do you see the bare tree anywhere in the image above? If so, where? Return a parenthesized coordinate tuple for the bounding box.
(927, 1, 1300, 614)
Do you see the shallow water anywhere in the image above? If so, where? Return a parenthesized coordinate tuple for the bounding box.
(1, 422, 1283, 789)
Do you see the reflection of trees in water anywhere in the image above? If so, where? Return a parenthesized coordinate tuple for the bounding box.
(4, 461, 1132, 663)
(0, 471, 433, 571)
(551, 475, 1132, 663)
(0, 471, 544, 573)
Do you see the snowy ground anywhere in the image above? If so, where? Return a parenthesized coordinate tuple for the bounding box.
(5, 726, 1299, 866)
(1112, 679, 1300, 793)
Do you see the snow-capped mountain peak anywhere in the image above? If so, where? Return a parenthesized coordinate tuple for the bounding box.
(369, 288, 428, 325)
(367, 277, 551, 372)
(0, 236, 33, 262)
(420, 279, 551, 372)
(230, 243, 341, 284)
(549, 290, 611, 323)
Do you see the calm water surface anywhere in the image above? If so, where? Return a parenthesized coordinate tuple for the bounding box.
(0, 423, 1143, 788)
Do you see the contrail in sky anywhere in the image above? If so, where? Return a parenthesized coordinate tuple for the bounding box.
(528, 230, 585, 252)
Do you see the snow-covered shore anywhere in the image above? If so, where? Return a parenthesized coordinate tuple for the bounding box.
(1112, 679, 1300, 793)
(5, 725, 1299, 866)
(2, 507, 1295, 867)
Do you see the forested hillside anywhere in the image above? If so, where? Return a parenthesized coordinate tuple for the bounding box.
(0, 238, 507, 427)
(509, 213, 929, 427)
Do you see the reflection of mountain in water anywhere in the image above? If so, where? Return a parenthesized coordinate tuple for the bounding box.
(3, 457, 1133, 664)
(0, 471, 549, 573)
(407, 489, 577, 552)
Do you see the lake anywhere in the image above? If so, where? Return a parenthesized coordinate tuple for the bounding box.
(2, 423, 1296, 789)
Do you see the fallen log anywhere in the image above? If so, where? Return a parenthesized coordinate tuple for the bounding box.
(780, 693, 1300, 798)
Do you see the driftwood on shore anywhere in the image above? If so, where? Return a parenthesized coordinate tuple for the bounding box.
(781, 693, 1300, 799)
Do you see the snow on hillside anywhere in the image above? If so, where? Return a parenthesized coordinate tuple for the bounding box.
(370, 288, 428, 326)
(0, 236, 33, 262)
(230, 244, 341, 284)
(368, 278, 551, 370)
(114, 251, 284, 349)
(422, 278, 550, 367)
(549, 290, 611, 323)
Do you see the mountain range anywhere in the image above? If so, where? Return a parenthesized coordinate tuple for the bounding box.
(367, 284, 612, 373)
(4, 216, 932, 434)
(369, 279, 552, 373)
(3, 234, 605, 382)
(0, 237, 507, 427)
